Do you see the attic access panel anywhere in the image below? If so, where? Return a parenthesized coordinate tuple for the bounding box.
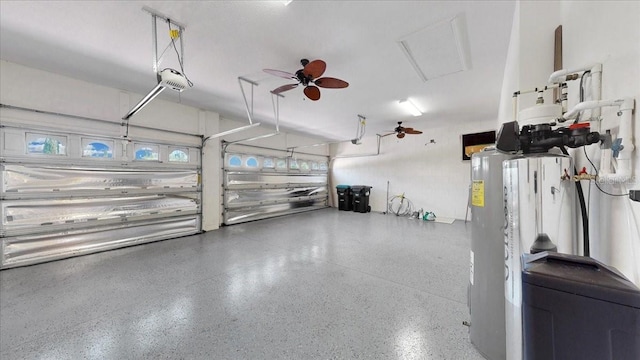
(398, 13, 472, 81)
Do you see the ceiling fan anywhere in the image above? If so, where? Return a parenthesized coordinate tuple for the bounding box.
(386, 121, 423, 139)
(264, 59, 349, 101)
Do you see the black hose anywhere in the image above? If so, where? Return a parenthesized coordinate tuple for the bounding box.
(560, 146, 589, 256)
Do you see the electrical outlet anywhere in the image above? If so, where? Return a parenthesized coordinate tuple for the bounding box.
(630, 190, 640, 202)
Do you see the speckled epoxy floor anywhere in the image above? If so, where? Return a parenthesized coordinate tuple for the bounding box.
(0, 208, 484, 359)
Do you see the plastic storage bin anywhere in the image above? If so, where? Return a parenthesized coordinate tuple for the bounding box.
(336, 185, 352, 211)
(522, 252, 640, 360)
(351, 185, 372, 213)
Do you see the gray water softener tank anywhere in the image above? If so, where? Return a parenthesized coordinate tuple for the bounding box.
(522, 252, 640, 360)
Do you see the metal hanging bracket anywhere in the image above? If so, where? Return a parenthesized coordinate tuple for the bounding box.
(203, 77, 263, 145)
(142, 6, 186, 74)
(218, 78, 284, 149)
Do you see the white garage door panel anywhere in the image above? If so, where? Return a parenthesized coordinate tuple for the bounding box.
(222, 151, 329, 225)
(225, 173, 328, 188)
(0, 110, 202, 269)
(2, 194, 199, 236)
(224, 200, 327, 225)
(2, 164, 198, 193)
(2, 216, 200, 268)
(225, 187, 327, 208)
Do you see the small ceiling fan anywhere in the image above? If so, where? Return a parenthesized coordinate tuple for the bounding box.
(385, 121, 423, 139)
(264, 59, 349, 101)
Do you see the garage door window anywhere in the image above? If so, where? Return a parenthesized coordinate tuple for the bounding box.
(26, 133, 67, 156)
(134, 144, 159, 161)
(245, 156, 259, 168)
(276, 158, 287, 170)
(169, 148, 189, 162)
(82, 138, 114, 158)
(300, 161, 309, 171)
(228, 155, 242, 167)
(263, 158, 275, 169)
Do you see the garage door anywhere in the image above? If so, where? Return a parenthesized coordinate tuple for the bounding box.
(0, 106, 201, 269)
(222, 148, 328, 225)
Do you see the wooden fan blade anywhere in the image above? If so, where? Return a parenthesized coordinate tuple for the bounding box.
(303, 86, 321, 101)
(264, 69, 296, 80)
(397, 132, 406, 139)
(303, 60, 326, 79)
(404, 128, 423, 134)
(272, 83, 298, 94)
(314, 77, 349, 89)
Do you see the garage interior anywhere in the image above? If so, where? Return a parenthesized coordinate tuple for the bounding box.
(1, 1, 639, 359)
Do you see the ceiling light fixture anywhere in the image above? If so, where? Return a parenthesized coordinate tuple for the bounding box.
(399, 99, 422, 117)
(281, 0, 293, 6)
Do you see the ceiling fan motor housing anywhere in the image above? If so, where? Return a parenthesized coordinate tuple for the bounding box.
(295, 69, 311, 86)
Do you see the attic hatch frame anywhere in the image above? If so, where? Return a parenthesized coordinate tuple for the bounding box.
(217, 78, 282, 150)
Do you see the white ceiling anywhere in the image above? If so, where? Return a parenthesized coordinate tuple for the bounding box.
(0, 0, 515, 141)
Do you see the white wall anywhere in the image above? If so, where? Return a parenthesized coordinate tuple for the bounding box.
(331, 119, 497, 219)
(561, 0, 640, 285)
(0, 60, 328, 232)
(498, 1, 640, 285)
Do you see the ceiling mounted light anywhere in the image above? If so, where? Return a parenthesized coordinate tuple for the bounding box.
(399, 99, 422, 117)
(281, 0, 293, 5)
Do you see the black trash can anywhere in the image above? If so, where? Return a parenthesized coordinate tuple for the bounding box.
(522, 252, 640, 360)
(351, 185, 372, 213)
(336, 185, 352, 211)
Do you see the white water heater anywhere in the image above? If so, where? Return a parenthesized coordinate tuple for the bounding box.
(503, 154, 577, 360)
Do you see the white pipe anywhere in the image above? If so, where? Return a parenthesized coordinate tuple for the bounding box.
(548, 63, 599, 84)
(562, 99, 626, 120)
(561, 84, 568, 113)
(599, 98, 635, 184)
(591, 64, 603, 121)
(600, 148, 612, 175)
